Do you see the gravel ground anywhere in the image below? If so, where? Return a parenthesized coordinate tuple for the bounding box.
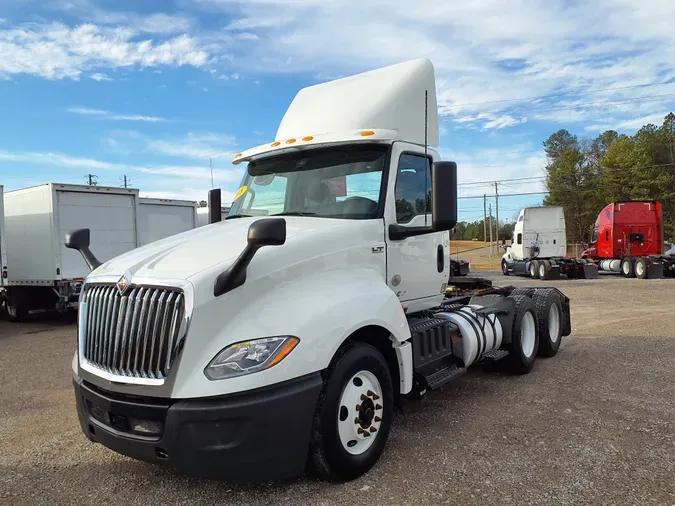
(1, 273, 674, 506)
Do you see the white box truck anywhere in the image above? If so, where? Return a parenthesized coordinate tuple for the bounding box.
(68, 59, 573, 483)
(3, 183, 140, 318)
(195, 205, 230, 227)
(501, 206, 598, 280)
(138, 197, 197, 246)
(0, 185, 7, 286)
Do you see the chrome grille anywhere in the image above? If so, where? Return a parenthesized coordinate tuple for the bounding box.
(81, 284, 185, 380)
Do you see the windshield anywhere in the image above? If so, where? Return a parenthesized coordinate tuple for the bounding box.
(227, 145, 388, 220)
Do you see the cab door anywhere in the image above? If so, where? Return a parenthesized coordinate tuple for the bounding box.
(384, 142, 448, 313)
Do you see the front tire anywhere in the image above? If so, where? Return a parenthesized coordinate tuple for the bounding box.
(308, 342, 394, 482)
(507, 295, 539, 374)
(502, 260, 509, 276)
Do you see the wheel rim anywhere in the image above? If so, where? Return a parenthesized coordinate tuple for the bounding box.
(337, 370, 383, 455)
(530, 264, 535, 277)
(520, 312, 536, 358)
(548, 304, 560, 344)
(622, 261, 630, 275)
(502, 262, 507, 274)
(636, 261, 644, 277)
(539, 264, 546, 278)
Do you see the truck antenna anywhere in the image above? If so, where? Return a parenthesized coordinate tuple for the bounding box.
(424, 89, 428, 227)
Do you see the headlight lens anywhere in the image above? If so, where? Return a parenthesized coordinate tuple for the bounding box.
(204, 336, 300, 380)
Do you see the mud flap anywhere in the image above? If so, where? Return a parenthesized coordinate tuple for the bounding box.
(540, 264, 560, 280)
(646, 260, 664, 279)
(579, 263, 599, 279)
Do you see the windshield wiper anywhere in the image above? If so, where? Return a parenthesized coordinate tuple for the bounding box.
(273, 211, 317, 217)
(224, 214, 254, 220)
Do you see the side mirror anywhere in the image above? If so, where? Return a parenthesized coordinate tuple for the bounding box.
(431, 161, 458, 231)
(64, 228, 102, 271)
(247, 217, 286, 247)
(214, 218, 287, 297)
(208, 188, 222, 224)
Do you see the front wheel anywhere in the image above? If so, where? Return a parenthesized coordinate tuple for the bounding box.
(308, 342, 394, 482)
(501, 260, 509, 276)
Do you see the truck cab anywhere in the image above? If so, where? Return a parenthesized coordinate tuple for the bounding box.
(68, 58, 572, 483)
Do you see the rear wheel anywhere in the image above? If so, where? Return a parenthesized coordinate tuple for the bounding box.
(309, 342, 394, 482)
(621, 257, 635, 278)
(538, 260, 550, 279)
(533, 289, 563, 357)
(530, 260, 540, 279)
(634, 257, 647, 279)
(507, 295, 539, 374)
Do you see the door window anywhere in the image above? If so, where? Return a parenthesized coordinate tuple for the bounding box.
(394, 153, 432, 224)
(591, 228, 598, 243)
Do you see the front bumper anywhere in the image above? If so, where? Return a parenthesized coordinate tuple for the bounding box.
(73, 372, 323, 482)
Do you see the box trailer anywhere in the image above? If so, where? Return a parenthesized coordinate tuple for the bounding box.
(138, 197, 197, 246)
(2, 183, 140, 318)
(0, 185, 7, 286)
(195, 205, 230, 227)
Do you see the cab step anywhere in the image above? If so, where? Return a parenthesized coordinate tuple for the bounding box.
(481, 349, 509, 361)
(424, 363, 466, 390)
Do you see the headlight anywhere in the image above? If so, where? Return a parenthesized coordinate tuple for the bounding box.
(204, 336, 300, 380)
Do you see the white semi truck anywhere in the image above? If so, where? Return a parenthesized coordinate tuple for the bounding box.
(501, 206, 599, 280)
(67, 59, 572, 483)
(2, 183, 141, 319)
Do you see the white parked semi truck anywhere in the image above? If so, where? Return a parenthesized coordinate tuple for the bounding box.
(501, 206, 599, 280)
(2, 183, 141, 319)
(67, 59, 572, 483)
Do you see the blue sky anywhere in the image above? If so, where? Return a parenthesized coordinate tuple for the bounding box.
(1, 0, 674, 223)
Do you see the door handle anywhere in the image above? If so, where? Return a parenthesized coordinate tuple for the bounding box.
(437, 244, 444, 272)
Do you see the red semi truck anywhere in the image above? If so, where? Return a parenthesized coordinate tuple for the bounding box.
(581, 201, 675, 279)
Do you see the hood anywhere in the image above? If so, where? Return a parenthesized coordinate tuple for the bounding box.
(90, 216, 362, 280)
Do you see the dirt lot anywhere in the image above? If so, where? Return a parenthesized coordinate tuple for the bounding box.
(1, 274, 674, 506)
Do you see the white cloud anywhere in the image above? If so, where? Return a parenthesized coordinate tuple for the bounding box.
(68, 106, 168, 122)
(116, 131, 238, 160)
(0, 149, 129, 171)
(90, 72, 112, 81)
(0, 22, 210, 80)
(194, 0, 675, 130)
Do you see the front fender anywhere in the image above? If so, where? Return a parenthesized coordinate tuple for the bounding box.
(172, 268, 409, 398)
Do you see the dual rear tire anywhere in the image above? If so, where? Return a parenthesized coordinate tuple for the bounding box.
(507, 289, 564, 373)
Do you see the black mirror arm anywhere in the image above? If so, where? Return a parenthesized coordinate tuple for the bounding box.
(213, 244, 260, 297)
(388, 224, 434, 241)
(64, 228, 102, 272)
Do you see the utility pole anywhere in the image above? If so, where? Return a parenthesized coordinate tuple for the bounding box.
(483, 194, 487, 242)
(489, 203, 495, 270)
(494, 181, 499, 245)
(86, 174, 98, 186)
(489, 203, 493, 257)
(210, 158, 214, 189)
(121, 175, 130, 188)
